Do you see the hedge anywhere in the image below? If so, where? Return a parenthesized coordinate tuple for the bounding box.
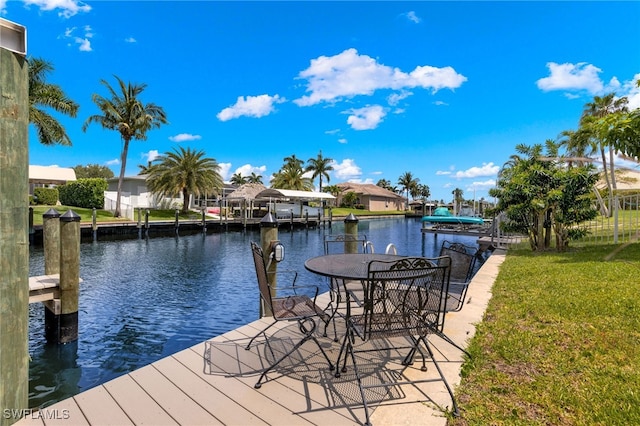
(58, 178, 107, 209)
(33, 187, 59, 205)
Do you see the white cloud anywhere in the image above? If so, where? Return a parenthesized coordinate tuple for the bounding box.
(325, 129, 340, 135)
(345, 105, 386, 130)
(169, 133, 202, 142)
(63, 26, 93, 52)
(294, 48, 466, 106)
(436, 170, 452, 176)
(622, 73, 640, 110)
(405, 11, 421, 24)
(218, 163, 232, 180)
(217, 94, 285, 121)
(387, 90, 413, 106)
(433, 100, 448, 106)
(25, 0, 91, 18)
(467, 179, 497, 191)
(338, 138, 348, 144)
(0, 0, 7, 15)
(141, 150, 160, 163)
(332, 159, 362, 180)
(105, 158, 119, 166)
(453, 162, 500, 179)
(233, 164, 267, 178)
(125, 37, 137, 43)
(536, 62, 607, 94)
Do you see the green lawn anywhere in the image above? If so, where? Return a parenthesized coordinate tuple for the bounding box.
(452, 241, 640, 425)
(29, 206, 200, 226)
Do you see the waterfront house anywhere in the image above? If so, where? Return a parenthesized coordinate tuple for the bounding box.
(335, 182, 405, 211)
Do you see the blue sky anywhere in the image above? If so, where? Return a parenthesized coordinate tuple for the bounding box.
(3, 1, 640, 202)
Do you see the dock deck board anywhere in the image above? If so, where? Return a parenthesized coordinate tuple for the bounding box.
(17, 252, 506, 426)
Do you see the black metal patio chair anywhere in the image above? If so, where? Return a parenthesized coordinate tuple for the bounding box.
(246, 241, 334, 388)
(335, 256, 458, 425)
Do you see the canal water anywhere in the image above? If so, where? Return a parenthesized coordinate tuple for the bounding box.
(27, 217, 481, 409)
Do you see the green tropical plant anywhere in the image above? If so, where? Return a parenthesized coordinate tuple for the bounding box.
(73, 164, 115, 179)
(230, 173, 247, 185)
(397, 172, 418, 210)
(271, 155, 314, 190)
(305, 150, 333, 192)
(489, 142, 597, 251)
(145, 146, 223, 214)
(247, 172, 263, 184)
(28, 57, 79, 146)
(82, 75, 168, 217)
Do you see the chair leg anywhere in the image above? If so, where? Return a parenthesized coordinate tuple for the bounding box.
(245, 320, 277, 350)
(420, 336, 459, 417)
(255, 319, 334, 389)
(346, 339, 372, 426)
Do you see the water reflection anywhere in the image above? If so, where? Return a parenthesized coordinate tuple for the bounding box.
(28, 218, 480, 408)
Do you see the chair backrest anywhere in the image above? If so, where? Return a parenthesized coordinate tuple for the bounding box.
(360, 257, 451, 340)
(250, 241, 273, 314)
(323, 234, 369, 254)
(438, 241, 477, 283)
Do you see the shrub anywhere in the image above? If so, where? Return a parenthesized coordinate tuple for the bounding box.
(58, 178, 107, 209)
(33, 187, 59, 205)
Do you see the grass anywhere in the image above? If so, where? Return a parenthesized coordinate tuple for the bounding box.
(29, 206, 201, 226)
(451, 241, 640, 425)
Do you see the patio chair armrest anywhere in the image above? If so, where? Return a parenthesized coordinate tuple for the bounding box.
(274, 284, 321, 301)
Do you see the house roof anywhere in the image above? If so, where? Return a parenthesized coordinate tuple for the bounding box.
(597, 169, 640, 191)
(226, 183, 267, 200)
(255, 188, 335, 200)
(336, 182, 405, 200)
(29, 165, 76, 184)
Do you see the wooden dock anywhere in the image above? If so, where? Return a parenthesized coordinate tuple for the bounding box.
(29, 275, 61, 304)
(16, 253, 506, 426)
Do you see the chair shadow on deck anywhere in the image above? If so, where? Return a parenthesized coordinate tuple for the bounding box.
(202, 322, 457, 424)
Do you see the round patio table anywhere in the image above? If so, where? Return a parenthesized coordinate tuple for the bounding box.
(304, 253, 405, 280)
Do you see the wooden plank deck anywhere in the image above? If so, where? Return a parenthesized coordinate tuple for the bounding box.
(28, 275, 61, 304)
(16, 252, 506, 426)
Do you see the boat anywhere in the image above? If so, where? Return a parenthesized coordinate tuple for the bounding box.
(421, 207, 484, 225)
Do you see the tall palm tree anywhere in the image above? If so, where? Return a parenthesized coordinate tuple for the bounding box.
(397, 172, 418, 210)
(230, 173, 247, 185)
(247, 172, 263, 184)
(283, 154, 304, 170)
(271, 162, 314, 191)
(28, 57, 79, 145)
(305, 150, 333, 192)
(581, 93, 628, 194)
(145, 146, 223, 214)
(83, 75, 168, 217)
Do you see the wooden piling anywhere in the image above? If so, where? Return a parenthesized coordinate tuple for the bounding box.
(43, 208, 60, 275)
(0, 45, 29, 419)
(259, 212, 279, 317)
(58, 210, 80, 344)
(344, 213, 359, 253)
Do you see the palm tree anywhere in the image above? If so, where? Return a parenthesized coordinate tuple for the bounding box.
(271, 161, 314, 191)
(247, 172, 263, 184)
(305, 150, 334, 192)
(230, 173, 247, 185)
(376, 179, 393, 191)
(83, 75, 168, 217)
(283, 154, 304, 169)
(145, 146, 223, 214)
(28, 57, 79, 145)
(581, 93, 628, 194)
(397, 172, 418, 210)
(323, 184, 342, 207)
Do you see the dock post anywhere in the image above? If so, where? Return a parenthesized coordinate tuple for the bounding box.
(259, 212, 279, 317)
(290, 209, 294, 230)
(145, 209, 150, 236)
(43, 208, 61, 275)
(92, 207, 97, 241)
(57, 210, 81, 344)
(305, 211, 309, 228)
(344, 213, 359, 253)
(174, 209, 179, 234)
(137, 208, 142, 238)
(201, 208, 207, 233)
(29, 206, 34, 244)
(0, 37, 29, 421)
(328, 207, 333, 229)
